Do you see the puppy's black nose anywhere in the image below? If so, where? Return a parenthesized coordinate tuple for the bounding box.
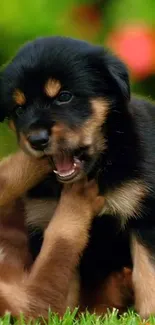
(28, 130, 49, 150)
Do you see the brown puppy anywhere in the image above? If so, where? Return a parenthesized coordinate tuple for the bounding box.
(0, 151, 133, 317)
(0, 152, 132, 317)
(0, 150, 52, 293)
(0, 153, 106, 319)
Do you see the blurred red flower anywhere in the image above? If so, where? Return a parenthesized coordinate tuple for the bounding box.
(107, 24, 155, 80)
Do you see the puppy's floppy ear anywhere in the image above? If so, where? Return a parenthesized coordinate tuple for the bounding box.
(104, 50, 130, 102)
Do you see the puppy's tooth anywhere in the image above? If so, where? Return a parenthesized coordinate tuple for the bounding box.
(53, 170, 59, 174)
(58, 168, 75, 177)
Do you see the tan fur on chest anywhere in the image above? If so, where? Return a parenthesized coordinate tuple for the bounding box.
(100, 180, 148, 226)
(24, 197, 58, 230)
(23, 180, 148, 231)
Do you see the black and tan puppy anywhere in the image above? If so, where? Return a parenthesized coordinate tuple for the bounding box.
(1, 36, 154, 317)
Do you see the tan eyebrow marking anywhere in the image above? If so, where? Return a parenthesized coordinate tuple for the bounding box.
(44, 78, 61, 97)
(13, 89, 26, 106)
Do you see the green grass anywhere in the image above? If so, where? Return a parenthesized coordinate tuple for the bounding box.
(0, 123, 17, 158)
(1, 309, 155, 325)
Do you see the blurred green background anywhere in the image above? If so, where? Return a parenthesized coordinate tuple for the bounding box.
(0, 0, 155, 158)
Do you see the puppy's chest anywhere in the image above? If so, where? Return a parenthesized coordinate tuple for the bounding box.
(24, 197, 59, 229)
(24, 174, 62, 229)
(23, 176, 147, 230)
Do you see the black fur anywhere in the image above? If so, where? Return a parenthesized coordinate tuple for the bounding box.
(1, 37, 155, 304)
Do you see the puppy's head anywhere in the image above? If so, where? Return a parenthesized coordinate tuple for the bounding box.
(0, 37, 130, 183)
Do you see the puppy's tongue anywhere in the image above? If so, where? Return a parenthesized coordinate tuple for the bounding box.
(54, 155, 74, 173)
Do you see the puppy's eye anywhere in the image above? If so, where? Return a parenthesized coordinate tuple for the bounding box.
(14, 106, 24, 117)
(56, 91, 73, 104)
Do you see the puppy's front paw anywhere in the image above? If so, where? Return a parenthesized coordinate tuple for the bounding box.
(46, 178, 105, 251)
(136, 300, 155, 320)
(61, 178, 105, 219)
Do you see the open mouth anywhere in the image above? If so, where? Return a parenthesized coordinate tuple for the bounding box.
(46, 153, 83, 182)
(53, 156, 83, 182)
(45, 148, 89, 182)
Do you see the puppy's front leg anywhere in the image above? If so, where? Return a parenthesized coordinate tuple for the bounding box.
(0, 150, 52, 206)
(0, 150, 52, 312)
(0, 148, 52, 288)
(22, 179, 105, 318)
(132, 231, 155, 319)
